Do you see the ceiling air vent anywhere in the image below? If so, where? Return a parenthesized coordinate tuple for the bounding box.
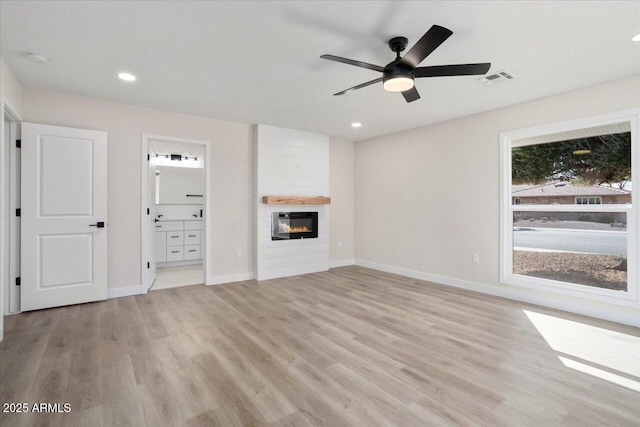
(476, 69, 514, 86)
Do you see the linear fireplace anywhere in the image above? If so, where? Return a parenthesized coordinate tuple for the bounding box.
(272, 212, 318, 240)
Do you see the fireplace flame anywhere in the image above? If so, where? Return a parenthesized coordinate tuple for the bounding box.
(278, 221, 309, 233)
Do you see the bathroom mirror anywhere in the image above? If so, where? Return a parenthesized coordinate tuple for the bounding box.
(156, 166, 204, 205)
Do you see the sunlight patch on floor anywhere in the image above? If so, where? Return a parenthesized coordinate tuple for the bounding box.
(558, 356, 640, 392)
(524, 310, 640, 387)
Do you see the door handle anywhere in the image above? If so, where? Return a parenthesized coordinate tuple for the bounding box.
(89, 222, 105, 228)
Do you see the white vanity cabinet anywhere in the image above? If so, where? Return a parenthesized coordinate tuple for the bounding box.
(156, 220, 203, 265)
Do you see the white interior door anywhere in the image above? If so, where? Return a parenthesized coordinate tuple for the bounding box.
(148, 155, 157, 289)
(21, 123, 107, 311)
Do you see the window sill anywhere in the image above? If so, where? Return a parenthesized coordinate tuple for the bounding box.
(501, 273, 639, 308)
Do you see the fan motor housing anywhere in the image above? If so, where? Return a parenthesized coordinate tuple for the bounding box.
(383, 64, 414, 83)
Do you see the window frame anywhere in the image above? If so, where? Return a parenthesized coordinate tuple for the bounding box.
(500, 109, 639, 308)
(575, 196, 602, 205)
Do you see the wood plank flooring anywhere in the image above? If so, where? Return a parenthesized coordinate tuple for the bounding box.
(1, 266, 639, 426)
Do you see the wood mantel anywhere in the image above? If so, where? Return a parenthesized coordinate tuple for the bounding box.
(262, 196, 331, 205)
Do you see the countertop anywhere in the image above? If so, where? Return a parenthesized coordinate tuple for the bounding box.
(157, 217, 203, 222)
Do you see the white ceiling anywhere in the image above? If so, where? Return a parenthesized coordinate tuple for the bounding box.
(1, 1, 639, 141)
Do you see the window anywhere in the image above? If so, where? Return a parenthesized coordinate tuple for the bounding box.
(575, 196, 602, 205)
(501, 111, 638, 306)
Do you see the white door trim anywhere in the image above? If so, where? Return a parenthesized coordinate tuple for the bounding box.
(0, 97, 22, 341)
(7, 121, 21, 314)
(140, 134, 211, 293)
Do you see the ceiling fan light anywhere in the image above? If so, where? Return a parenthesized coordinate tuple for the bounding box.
(383, 75, 414, 92)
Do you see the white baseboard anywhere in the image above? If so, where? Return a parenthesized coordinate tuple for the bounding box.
(208, 272, 256, 286)
(107, 285, 143, 299)
(329, 259, 355, 268)
(354, 259, 640, 328)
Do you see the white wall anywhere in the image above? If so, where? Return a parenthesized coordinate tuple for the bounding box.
(21, 88, 356, 291)
(255, 125, 330, 280)
(22, 88, 254, 289)
(330, 137, 354, 265)
(1, 56, 23, 117)
(354, 74, 640, 326)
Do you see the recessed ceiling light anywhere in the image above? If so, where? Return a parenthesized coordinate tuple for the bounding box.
(351, 122, 362, 128)
(118, 72, 136, 82)
(26, 53, 48, 64)
(633, 33, 640, 42)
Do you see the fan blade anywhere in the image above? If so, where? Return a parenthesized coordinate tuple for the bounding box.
(333, 77, 383, 96)
(398, 25, 453, 69)
(402, 86, 420, 103)
(321, 54, 384, 72)
(414, 63, 491, 77)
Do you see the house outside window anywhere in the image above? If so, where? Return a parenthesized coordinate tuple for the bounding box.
(501, 110, 638, 308)
(576, 196, 602, 205)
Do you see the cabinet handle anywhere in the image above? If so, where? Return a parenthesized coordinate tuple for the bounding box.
(189, 234, 196, 237)
(188, 250, 196, 252)
(156, 226, 162, 228)
(171, 236, 179, 238)
(171, 251, 179, 253)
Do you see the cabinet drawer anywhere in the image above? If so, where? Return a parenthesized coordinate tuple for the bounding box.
(184, 245, 201, 260)
(166, 231, 184, 246)
(185, 220, 203, 231)
(184, 230, 200, 245)
(166, 247, 184, 261)
(155, 221, 183, 231)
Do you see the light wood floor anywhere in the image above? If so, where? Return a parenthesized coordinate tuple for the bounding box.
(151, 264, 204, 291)
(1, 266, 638, 426)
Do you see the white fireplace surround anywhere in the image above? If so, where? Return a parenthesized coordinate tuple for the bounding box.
(254, 125, 330, 280)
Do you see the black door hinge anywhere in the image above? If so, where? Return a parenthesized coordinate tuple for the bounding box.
(16, 139, 21, 148)
(15, 277, 20, 286)
(16, 208, 21, 217)
(147, 208, 150, 215)
(147, 154, 150, 161)
(147, 262, 150, 269)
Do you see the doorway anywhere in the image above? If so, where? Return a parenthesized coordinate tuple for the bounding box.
(141, 134, 210, 292)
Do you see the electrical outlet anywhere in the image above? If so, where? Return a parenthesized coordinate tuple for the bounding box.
(473, 254, 480, 264)
(338, 241, 343, 248)
(236, 249, 242, 258)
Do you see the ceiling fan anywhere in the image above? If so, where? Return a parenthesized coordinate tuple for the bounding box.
(320, 25, 491, 103)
